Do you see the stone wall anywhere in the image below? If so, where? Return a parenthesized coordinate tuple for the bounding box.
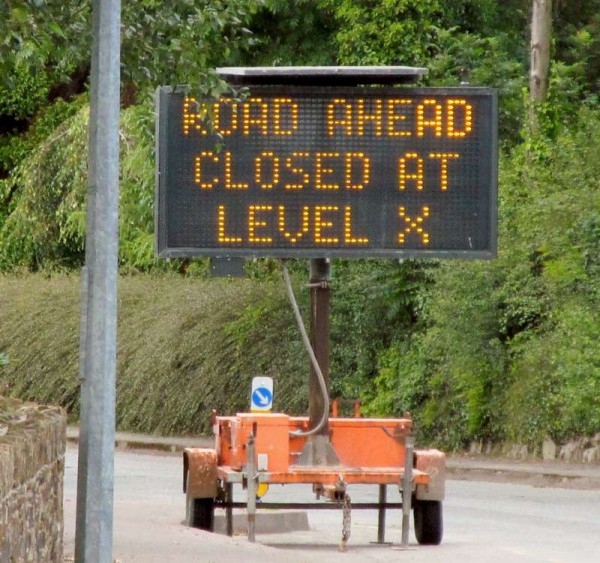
(0, 397, 66, 562)
(469, 433, 600, 463)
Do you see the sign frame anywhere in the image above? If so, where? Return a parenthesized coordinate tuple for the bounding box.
(251, 376, 274, 412)
(155, 85, 498, 260)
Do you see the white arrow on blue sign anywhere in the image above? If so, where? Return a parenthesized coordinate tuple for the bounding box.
(252, 387, 272, 407)
(251, 376, 274, 411)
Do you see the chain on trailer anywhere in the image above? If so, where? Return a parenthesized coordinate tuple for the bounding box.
(340, 492, 352, 552)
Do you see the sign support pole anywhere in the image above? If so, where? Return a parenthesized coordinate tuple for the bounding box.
(296, 257, 340, 466)
(309, 258, 331, 434)
(75, 0, 121, 560)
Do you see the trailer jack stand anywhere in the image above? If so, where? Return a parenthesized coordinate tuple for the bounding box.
(297, 434, 340, 467)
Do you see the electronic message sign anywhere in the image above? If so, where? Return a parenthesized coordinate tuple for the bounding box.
(155, 86, 497, 258)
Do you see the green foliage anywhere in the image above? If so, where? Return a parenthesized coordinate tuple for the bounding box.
(117, 103, 158, 271)
(0, 1, 261, 93)
(324, 0, 444, 66)
(0, 1, 89, 88)
(369, 261, 509, 448)
(237, 0, 337, 66)
(0, 275, 308, 435)
(554, 3, 600, 100)
(0, 0, 263, 224)
(0, 1, 266, 271)
(0, 68, 57, 178)
(0, 68, 50, 121)
(369, 109, 600, 449)
(0, 101, 182, 272)
(442, 0, 528, 36)
(329, 260, 434, 399)
(506, 108, 600, 296)
(120, 0, 260, 96)
(428, 29, 527, 145)
(505, 301, 600, 443)
(0, 94, 84, 185)
(0, 104, 89, 270)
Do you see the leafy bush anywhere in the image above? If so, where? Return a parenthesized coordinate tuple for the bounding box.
(0, 104, 89, 269)
(0, 101, 177, 272)
(0, 95, 83, 177)
(368, 108, 600, 449)
(236, 0, 338, 66)
(330, 259, 434, 400)
(428, 29, 526, 146)
(0, 68, 49, 121)
(323, 0, 444, 66)
(0, 274, 309, 435)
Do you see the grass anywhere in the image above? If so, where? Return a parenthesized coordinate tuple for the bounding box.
(0, 274, 309, 435)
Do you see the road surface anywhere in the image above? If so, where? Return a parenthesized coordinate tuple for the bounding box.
(63, 444, 600, 562)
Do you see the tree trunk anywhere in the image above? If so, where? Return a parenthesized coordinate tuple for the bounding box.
(530, 0, 552, 105)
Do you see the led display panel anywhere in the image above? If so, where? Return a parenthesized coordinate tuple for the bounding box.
(155, 86, 497, 258)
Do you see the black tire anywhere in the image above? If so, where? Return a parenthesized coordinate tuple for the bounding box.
(186, 494, 215, 531)
(413, 500, 443, 545)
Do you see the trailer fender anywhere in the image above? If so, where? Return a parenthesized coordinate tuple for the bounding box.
(414, 449, 446, 501)
(183, 447, 218, 499)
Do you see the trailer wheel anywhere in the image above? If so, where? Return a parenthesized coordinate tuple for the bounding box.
(414, 499, 443, 545)
(186, 494, 215, 531)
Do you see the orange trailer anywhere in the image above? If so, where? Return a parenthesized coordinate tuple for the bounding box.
(183, 411, 446, 548)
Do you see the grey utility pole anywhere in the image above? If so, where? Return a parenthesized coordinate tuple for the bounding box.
(74, 0, 121, 561)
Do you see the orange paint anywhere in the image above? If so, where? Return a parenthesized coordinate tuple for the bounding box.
(212, 413, 428, 486)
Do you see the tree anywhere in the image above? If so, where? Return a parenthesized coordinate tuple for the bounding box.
(322, 0, 444, 66)
(529, 0, 553, 127)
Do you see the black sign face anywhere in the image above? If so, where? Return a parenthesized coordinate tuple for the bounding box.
(155, 86, 497, 258)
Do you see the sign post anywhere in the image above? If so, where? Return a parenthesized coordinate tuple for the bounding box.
(75, 0, 121, 560)
(308, 258, 330, 434)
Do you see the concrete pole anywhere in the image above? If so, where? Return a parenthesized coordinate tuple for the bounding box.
(74, 0, 121, 561)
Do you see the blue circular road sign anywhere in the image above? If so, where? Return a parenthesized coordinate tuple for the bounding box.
(251, 387, 273, 409)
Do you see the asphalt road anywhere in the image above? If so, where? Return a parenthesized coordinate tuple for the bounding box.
(63, 444, 600, 562)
